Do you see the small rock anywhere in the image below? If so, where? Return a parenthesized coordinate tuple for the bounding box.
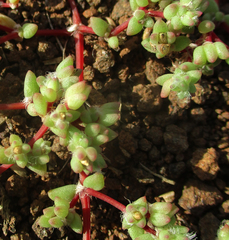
(148, 146, 160, 161)
(118, 130, 138, 155)
(220, 200, 229, 214)
(138, 138, 152, 152)
(168, 162, 186, 179)
(5, 175, 28, 197)
(199, 212, 220, 240)
(37, 41, 58, 60)
(146, 126, 163, 146)
(190, 148, 219, 181)
(190, 107, 206, 122)
(163, 125, 189, 154)
(132, 84, 162, 113)
(93, 49, 115, 73)
(179, 179, 223, 216)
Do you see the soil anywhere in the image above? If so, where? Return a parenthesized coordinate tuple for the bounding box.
(0, 0, 229, 240)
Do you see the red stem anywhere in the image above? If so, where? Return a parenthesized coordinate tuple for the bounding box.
(80, 193, 91, 240)
(68, 0, 81, 24)
(143, 225, 156, 236)
(78, 25, 94, 34)
(36, 29, 71, 36)
(0, 2, 14, 8)
(85, 188, 126, 212)
(0, 102, 25, 110)
(0, 164, 13, 174)
(0, 31, 18, 44)
(70, 193, 80, 208)
(0, 24, 14, 32)
(146, 10, 164, 18)
(110, 18, 131, 36)
(75, 33, 84, 81)
(28, 124, 49, 147)
(80, 172, 91, 240)
(68, 0, 84, 81)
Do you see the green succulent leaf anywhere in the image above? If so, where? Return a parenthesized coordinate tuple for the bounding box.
(21, 23, 38, 39)
(24, 70, 39, 98)
(83, 172, 105, 191)
(127, 17, 143, 36)
(90, 17, 109, 37)
(48, 185, 76, 202)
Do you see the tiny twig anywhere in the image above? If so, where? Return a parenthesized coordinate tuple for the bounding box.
(46, 12, 65, 56)
(140, 163, 175, 185)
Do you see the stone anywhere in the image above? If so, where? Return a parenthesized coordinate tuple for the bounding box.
(179, 179, 223, 216)
(190, 148, 219, 181)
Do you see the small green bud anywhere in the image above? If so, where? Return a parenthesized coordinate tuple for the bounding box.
(127, 17, 143, 36)
(40, 86, 57, 102)
(128, 225, 144, 240)
(153, 19, 168, 33)
(90, 17, 109, 37)
(214, 42, 229, 60)
(27, 163, 47, 176)
(170, 16, 184, 30)
(66, 211, 82, 234)
(215, 11, 225, 22)
(203, 42, 218, 63)
(217, 220, 229, 240)
(205, 0, 219, 13)
(38, 215, 52, 228)
(49, 216, 63, 228)
(163, 3, 179, 20)
(149, 212, 171, 227)
(56, 65, 74, 79)
(24, 70, 39, 98)
(193, 45, 207, 65)
(43, 206, 55, 218)
(108, 36, 119, 49)
(54, 205, 69, 219)
(56, 56, 74, 72)
(85, 123, 101, 137)
(33, 93, 47, 116)
(198, 20, 215, 33)
(144, 17, 154, 28)
(70, 156, 84, 173)
(0, 13, 17, 29)
(21, 23, 38, 39)
(136, 0, 149, 7)
(133, 10, 145, 20)
(83, 172, 105, 191)
(48, 185, 76, 202)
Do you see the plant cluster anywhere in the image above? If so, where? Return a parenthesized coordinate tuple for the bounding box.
(0, 0, 229, 239)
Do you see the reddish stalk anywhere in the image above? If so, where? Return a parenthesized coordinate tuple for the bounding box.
(0, 31, 18, 44)
(0, 24, 14, 32)
(143, 225, 156, 236)
(110, 18, 131, 36)
(68, 0, 84, 81)
(70, 193, 80, 208)
(146, 10, 164, 18)
(28, 124, 49, 147)
(0, 164, 13, 174)
(78, 25, 94, 34)
(36, 29, 71, 37)
(80, 172, 91, 240)
(0, 2, 15, 8)
(85, 188, 126, 212)
(80, 193, 91, 240)
(0, 102, 25, 110)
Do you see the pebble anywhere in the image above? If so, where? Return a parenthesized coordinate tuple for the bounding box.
(179, 179, 223, 216)
(199, 212, 220, 240)
(190, 148, 219, 181)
